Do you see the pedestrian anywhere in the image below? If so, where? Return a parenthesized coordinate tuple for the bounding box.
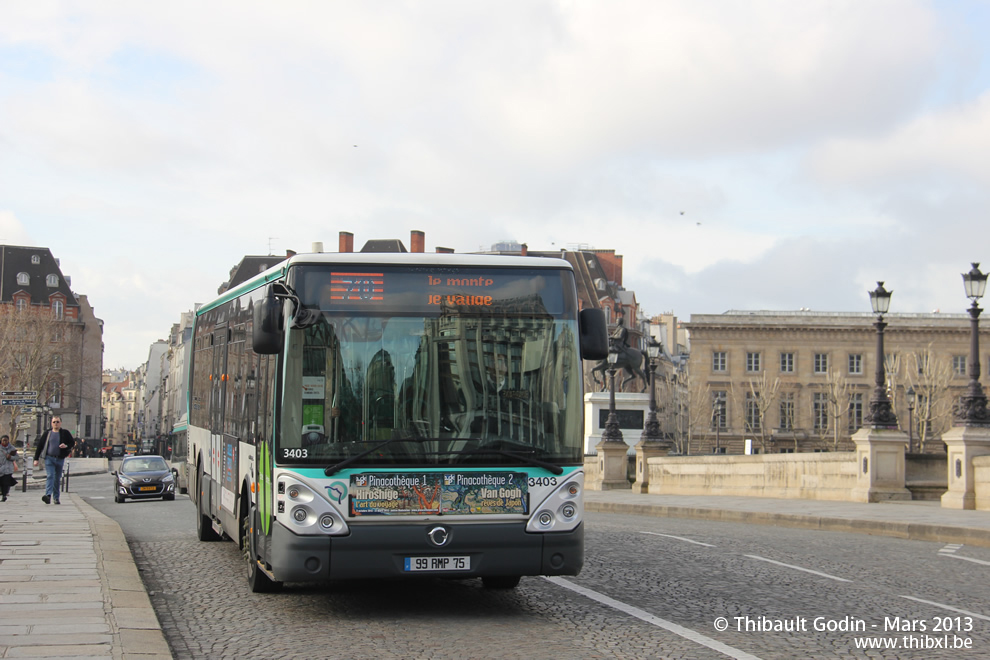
(0, 435, 18, 502)
(32, 417, 75, 505)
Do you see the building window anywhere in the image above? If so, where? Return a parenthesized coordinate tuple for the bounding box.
(712, 351, 727, 373)
(46, 274, 59, 287)
(848, 354, 862, 375)
(953, 355, 967, 377)
(780, 352, 794, 373)
(813, 392, 828, 432)
(848, 393, 863, 432)
(48, 381, 62, 408)
(746, 352, 761, 373)
(745, 392, 761, 431)
(814, 353, 829, 374)
(52, 300, 64, 320)
(53, 353, 62, 369)
(15, 299, 27, 312)
(31, 255, 40, 264)
(16, 272, 29, 286)
(779, 393, 795, 431)
(711, 391, 727, 429)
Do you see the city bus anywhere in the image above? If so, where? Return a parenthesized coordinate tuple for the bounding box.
(170, 417, 189, 493)
(187, 252, 607, 592)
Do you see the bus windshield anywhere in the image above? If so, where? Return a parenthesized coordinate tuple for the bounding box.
(276, 265, 584, 468)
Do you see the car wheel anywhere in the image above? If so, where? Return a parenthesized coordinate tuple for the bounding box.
(114, 493, 124, 503)
(162, 494, 175, 501)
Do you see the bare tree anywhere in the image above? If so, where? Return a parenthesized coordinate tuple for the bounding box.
(814, 369, 851, 451)
(905, 345, 954, 452)
(745, 371, 781, 453)
(0, 306, 82, 444)
(684, 368, 713, 456)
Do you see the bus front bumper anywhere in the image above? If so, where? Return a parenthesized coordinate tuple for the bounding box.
(270, 520, 583, 583)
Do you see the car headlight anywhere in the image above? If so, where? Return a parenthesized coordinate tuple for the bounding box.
(162, 473, 174, 483)
(118, 476, 134, 485)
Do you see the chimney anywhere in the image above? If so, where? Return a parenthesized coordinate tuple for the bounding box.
(521, 243, 528, 256)
(286, 250, 296, 258)
(312, 242, 324, 253)
(411, 230, 425, 253)
(339, 231, 354, 253)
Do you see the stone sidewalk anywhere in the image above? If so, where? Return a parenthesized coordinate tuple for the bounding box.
(0, 482, 170, 659)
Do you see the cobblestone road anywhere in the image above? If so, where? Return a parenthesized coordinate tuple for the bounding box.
(127, 511, 990, 659)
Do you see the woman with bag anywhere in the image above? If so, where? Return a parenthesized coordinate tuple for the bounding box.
(0, 435, 18, 502)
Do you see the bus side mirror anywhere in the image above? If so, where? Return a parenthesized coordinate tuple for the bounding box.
(579, 308, 608, 360)
(252, 288, 284, 354)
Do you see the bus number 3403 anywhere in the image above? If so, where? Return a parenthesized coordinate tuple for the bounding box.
(283, 448, 308, 459)
(528, 477, 557, 487)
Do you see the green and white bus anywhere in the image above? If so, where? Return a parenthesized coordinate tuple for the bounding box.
(187, 252, 607, 592)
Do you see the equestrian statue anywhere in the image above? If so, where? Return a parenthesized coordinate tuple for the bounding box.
(590, 316, 648, 393)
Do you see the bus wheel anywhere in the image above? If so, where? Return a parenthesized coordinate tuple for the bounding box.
(481, 575, 521, 589)
(243, 510, 281, 593)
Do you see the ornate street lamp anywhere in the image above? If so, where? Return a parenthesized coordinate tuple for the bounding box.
(602, 344, 624, 442)
(906, 386, 916, 453)
(641, 338, 663, 442)
(865, 282, 899, 429)
(955, 263, 990, 426)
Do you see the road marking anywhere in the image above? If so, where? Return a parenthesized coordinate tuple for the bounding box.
(940, 553, 990, 566)
(744, 555, 850, 582)
(938, 544, 963, 554)
(899, 595, 990, 622)
(640, 531, 716, 547)
(545, 576, 763, 660)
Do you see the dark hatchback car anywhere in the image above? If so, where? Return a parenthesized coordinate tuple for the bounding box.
(113, 455, 176, 503)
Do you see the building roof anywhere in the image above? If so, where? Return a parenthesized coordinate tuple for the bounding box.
(360, 239, 408, 253)
(0, 245, 79, 307)
(219, 255, 290, 294)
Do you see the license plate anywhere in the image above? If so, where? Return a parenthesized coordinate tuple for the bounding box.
(404, 556, 470, 572)
(138, 486, 157, 492)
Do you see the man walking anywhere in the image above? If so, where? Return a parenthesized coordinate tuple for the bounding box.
(33, 417, 74, 504)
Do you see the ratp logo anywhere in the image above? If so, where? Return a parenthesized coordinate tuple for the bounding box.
(326, 482, 347, 504)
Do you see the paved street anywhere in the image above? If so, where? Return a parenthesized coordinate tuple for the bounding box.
(62, 471, 990, 659)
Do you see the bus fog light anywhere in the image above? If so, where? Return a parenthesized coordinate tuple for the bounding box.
(561, 504, 576, 519)
(319, 514, 335, 530)
(538, 511, 554, 527)
(292, 507, 308, 522)
(566, 483, 580, 497)
(288, 487, 301, 499)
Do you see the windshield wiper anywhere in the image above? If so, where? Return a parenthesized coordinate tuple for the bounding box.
(442, 444, 564, 475)
(323, 436, 432, 476)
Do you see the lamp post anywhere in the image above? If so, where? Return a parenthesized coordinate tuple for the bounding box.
(865, 282, 899, 429)
(956, 263, 990, 426)
(602, 344, 624, 442)
(906, 386, 916, 453)
(641, 338, 662, 442)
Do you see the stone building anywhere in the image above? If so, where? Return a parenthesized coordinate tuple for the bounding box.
(684, 310, 989, 454)
(0, 245, 103, 445)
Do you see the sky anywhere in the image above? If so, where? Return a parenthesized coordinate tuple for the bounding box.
(2, 1, 990, 370)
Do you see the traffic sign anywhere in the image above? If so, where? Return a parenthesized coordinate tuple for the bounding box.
(1, 391, 37, 397)
(2, 399, 37, 407)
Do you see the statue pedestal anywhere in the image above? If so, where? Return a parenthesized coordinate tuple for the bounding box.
(631, 440, 670, 493)
(588, 440, 631, 490)
(941, 425, 990, 509)
(850, 428, 911, 503)
(584, 392, 651, 455)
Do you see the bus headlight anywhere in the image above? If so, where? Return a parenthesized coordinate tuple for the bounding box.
(319, 514, 335, 530)
(292, 506, 309, 523)
(526, 473, 584, 533)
